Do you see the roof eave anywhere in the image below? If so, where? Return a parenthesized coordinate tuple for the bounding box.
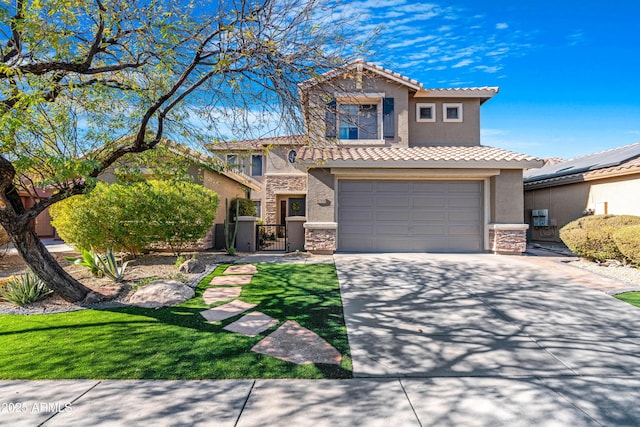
(298, 59, 423, 92)
(414, 87, 499, 104)
(220, 170, 262, 191)
(524, 164, 640, 189)
(301, 159, 543, 170)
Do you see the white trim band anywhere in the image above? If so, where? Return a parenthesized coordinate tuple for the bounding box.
(303, 222, 338, 230)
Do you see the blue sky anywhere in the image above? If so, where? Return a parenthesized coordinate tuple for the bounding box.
(338, 0, 640, 159)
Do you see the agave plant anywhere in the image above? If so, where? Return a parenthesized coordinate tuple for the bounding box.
(65, 248, 103, 277)
(96, 249, 129, 282)
(0, 269, 52, 306)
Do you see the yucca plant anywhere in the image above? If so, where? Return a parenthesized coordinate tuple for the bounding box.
(65, 248, 103, 277)
(96, 249, 129, 282)
(0, 269, 52, 306)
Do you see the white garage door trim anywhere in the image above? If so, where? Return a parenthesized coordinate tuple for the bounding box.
(337, 179, 487, 252)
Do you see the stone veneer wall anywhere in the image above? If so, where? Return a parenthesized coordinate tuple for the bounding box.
(489, 229, 527, 254)
(304, 229, 336, 253)
(265, 175, 306, 224)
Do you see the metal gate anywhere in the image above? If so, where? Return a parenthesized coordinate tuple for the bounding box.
(256, 224, 287, 251)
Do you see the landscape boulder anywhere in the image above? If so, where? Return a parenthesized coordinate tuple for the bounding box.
(178, 258, 206, 274)
(129, 280, 194, 308)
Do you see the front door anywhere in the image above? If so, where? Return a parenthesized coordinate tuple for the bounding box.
(288, 198, 306, 217)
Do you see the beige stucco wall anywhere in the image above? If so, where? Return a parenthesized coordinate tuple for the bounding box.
(305, 73, 411, 147)
(408, 98, 481, 146)
(265, 147, 307, 175)
(306, 168, 336, 223)
(490, 169, 524, 223)
(202, 170, 249, 225)
(524, 173, 640, 242)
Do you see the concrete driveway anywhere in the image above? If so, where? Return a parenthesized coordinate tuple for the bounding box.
(335, 253, 640, 426)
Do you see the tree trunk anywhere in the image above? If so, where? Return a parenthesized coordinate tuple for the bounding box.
(10, 225, 91, 303)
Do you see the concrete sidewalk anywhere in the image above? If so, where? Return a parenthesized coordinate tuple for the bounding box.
(6, 376, 640, 426)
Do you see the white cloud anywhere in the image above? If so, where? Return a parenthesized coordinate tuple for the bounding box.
(567, 30, 585, 46)
(338, 0, 537, 83)
(452, 59, 474, 68)
(473, 65, 502, 73)
(388, 34, 437, 49)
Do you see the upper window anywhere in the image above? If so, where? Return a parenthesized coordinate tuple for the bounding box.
(443, 103, 463, 122)
(251, 154, 263, 176)
(338, 103, 380, 140)
(226, 154, 236, 165)
(416, 103, 436, 122)
(325, 95, 393, 141)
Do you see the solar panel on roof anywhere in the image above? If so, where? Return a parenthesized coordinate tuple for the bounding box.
(524, 143, 640, 182)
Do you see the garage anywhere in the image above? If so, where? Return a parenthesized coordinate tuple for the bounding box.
(337, 180, 483, 252)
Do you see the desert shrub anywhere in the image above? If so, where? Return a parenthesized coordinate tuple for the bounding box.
(0, 269, 52, 306)
(560, 215, 640, 261)
(51, 180, 218, 255)
(51, 182, 153, 254)
(228, 197, 257, 220)
(613, 225, 640, 265)
(149, 180, 219, 255)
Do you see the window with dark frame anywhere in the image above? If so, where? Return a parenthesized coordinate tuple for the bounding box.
(338, 103, 379, 140)
(416, 102, 436, 122)
(251, 154, 263, 176)
(443, 103, 463, 122)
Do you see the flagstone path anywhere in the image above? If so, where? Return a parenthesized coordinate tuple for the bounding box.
(252, 321, 343, 365)
(224, 311, 279, 337)
(210, 275, 253, 285)
(199, 264, 343, 366)
(202, 287, 242, 304)
(200, 300, 257, 322)
(223, 264, 258, 275)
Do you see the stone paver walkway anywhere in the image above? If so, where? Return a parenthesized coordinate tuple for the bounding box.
(252, 320, 343, 365)
(211, 275, 253, 285)
(224, 264, 258, 275)
(224, 312, 279, 337)
(198, 263, 343, 367)
(200, 300, 257, 322)
(202, 287, 242, 304)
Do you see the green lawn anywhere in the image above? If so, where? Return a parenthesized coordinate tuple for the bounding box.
(615, 292, 640, 308)
(0, 263, 352, 379)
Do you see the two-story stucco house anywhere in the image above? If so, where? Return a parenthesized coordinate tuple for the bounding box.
(209, 60, 543, 254)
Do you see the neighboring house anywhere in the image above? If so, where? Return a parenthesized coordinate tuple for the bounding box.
(24, 140, 260, 249)
(18, 187, 56, 237)
(524, 142, 640, 243)
(207, 135, 308, 224)
(210, 59, 543, 254)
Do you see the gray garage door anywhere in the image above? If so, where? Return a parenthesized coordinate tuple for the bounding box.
(338, 180, 483, 252)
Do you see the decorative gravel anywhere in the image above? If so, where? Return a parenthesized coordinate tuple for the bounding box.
(570, 260, 640, 288)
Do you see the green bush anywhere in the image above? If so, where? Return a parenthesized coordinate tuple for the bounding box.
(0, 269, 52, 306)
(150, 181, 219, 255)
(228, 197, 257, 220)
(51, 180, 219, 255)
(559, 215, 640, 261)
(613, 225, 640, 265)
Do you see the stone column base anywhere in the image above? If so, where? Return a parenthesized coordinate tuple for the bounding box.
(303, 222, 337, 254)
(488, 224, 528, 254)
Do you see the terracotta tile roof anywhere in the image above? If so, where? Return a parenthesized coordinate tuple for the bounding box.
(419, 87, 499, 93)
(297, 145, 542, 165)
(298, 59, 423, 91)
(206, 135, 306, 151)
